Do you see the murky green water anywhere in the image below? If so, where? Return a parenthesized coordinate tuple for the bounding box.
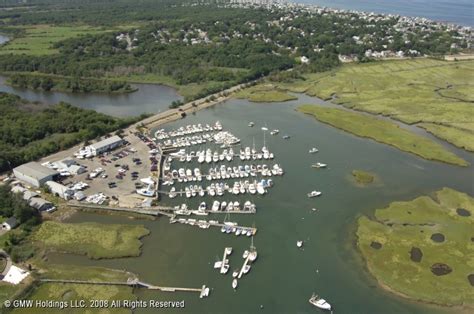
(50, 96, 473, 313)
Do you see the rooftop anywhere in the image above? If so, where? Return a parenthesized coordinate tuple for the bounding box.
(90, 135, 123, 150)
(13, 162, 58, 180)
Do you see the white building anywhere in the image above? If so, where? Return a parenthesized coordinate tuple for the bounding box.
(89, 135, 124, 156)
(45, 181, 74, 200)
(68, 164, 86, 175)
(13, 162, 59, 187)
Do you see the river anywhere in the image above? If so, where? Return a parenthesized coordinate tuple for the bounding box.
(293, 0, 474, 26)
(47, 94, 473, 313)
(0, 76, 182, 117)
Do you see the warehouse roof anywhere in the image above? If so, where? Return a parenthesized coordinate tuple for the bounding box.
(13, 162, 58, 180)
(90, 135, 123, 150)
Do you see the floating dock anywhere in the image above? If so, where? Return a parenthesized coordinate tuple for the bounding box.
(220, 247, 232, 274)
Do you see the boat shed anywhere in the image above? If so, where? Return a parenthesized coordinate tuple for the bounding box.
(28, 197, 54, 212)
(89, 135, 124, 156)
(45, 181, 74, 200)
(13, 162, 59, 187)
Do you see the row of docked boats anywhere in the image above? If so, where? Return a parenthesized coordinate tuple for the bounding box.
(164, 164, 284, 184)
(155, 121, 222, 140)
(169, 179, 273, 198)
(161, 133, 213, 149)
(220, 225, 254, 236)
(169, 217, 212, 229)
(172, 201, 256, 215)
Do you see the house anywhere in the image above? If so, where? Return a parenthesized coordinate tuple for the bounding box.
(13, 162, 59, 187)
(28, 197, 55, 212)
(89, 135, 124, 156)
(2, 217, 18, 230)
(45, 181, 74, 200)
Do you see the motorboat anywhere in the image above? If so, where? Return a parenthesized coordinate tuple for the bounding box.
(198, 202, 207, 212)
(225, 247, 233, 255)
(232, 270, 239, 278)
(270, 129, 279, 135)
(212, 200, 220, 211)
(309, 147, 319, 154)
(248, 122, 254, 127)
(309, 293, 332, 311)
(232, 279, 238, 289)
(312, 162, 327, 169)
(307, 190, 322, 198)
(242, 250, 249, 259)
(242, 265, 251, 274)
(220, 264, 230, 274)
(297, 240, 303, 248)
(282, 135, 290, 140)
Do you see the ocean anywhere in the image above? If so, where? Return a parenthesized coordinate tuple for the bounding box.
(293, 0, 473, 26)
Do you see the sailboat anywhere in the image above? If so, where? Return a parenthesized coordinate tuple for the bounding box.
(248, 236, 258, 262)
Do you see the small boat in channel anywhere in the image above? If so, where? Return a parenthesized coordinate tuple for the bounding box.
(309, 293, 332, 311)
(307, 190, 322, 198)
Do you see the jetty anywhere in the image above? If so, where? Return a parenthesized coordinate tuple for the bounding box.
(39, 278, 208, 297)
(238, 256, 251, 279)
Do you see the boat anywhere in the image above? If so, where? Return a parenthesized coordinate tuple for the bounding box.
(220, 264, 230, 274)
(309, 293, 332, 311)
(312, 162, 327, 169)
(212, 200, 220, 211)
(309, 147, 319, 154)
(232, 279, 238, 289)
(242, 250, 249, 259)
(242, 264, 251, 274)
(248, 122, 254, 127)
(270, 129, 279, 135)
(308, 190, 322, 198)
(282, 135, 290, 139)
(199, 285, 210, 299)
(297, 240, 303, 248)
(198, 202, 207, 212)
(225, 247, 233, 255)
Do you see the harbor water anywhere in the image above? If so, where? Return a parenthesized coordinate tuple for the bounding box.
(0, 75, 182, 117)
(48, 95, 473, 313)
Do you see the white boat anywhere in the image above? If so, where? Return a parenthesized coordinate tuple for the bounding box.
(220, 264, 230, 274)
(270, 129, 279, 135)
(309, 293, 332, 311)
(243, 264, 251, 274)
(312, 162, 327, 169)
(282, 135, 290, 139)
(232, 279, 238, 289)
(212, 200, 220, 211)
(232, 270, 239, 278)
(308, 191, 322, 198)
(297, 240, 303, 248)
(242, 250, 249, 259)
(248, 122, 254, 127)
(225, 247, 233, 255)
(309, 147, 319, 154)
(198, 202, 207, 212)
(199, 285, 210, 299)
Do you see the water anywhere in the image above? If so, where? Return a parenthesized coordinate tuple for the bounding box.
(0, 34, 9, 45)
(0, 76, 182, 117)
(293, 0, 474, 26)
(49, 96, 473, 314)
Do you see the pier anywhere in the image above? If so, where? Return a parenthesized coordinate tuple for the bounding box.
(39, 278, 207, 296)
(220, 247, 232, 274)
(238, 256, 251, 279)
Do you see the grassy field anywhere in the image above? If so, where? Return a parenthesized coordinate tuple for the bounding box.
(0, 25, 105, 55)
(235, 84, 297, 102)
(33, 221, 149, 259)
(351, 170, 375, 185)
(279, 59, 474, 152)
(356, 188, 474, 307)
(298, 105, 468, 166)
(12, 264, 135, 314)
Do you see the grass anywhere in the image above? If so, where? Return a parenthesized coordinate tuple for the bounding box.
(12, 264, 135, 314)
(356, 188, 474, 307)
(33, 221, 150, 259)
(277, 59, 474, 152)
(351, 170, 375, 185)
(235, 84, 297, 102)
(298, 105, 468, 166)
(0, 25, 105, 55)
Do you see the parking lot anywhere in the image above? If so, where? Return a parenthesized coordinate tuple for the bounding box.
(60, 132, 156, 207)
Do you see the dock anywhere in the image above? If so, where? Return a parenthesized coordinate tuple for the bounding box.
(238, 255, 251, 279)
(68, 203, 174, 218)
(220, 247, 232, 274)
(39, 278, 208, 297)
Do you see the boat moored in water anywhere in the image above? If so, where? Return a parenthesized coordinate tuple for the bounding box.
(309, 293, 332, 311)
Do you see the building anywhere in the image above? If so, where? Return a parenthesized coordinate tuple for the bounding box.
(13, 162, 59, 187)
(28, 197, 55, 212)
(45, 181, 74, 200)
(68, 164, 86, 175)
(55, 158, 76, 170)
(89, 135, 124, 156)
(22, 190, 39, 201)
(2, 217, 18, 230)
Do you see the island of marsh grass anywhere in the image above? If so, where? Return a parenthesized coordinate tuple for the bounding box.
(235, 84, 297, 102)
(33, 221, 149, 259)
(298, 105, 468, 166)
(351, 170, 376, 186)
(280, 59, 474, 152)
(13, 264, 135, 314)
(357, 188, 474, 307)
(0, 25, 106, 55)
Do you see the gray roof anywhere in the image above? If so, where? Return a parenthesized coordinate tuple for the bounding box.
(28, 197, 52, 210)
(5, 217, 17, 227)
(22, 190, 39, 201)
(90, 135, 123, 150)
(14, 162, 58, 180)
